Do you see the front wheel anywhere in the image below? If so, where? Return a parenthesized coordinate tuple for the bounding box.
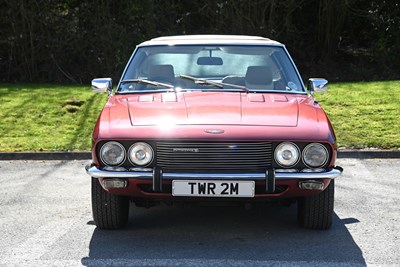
(91, 177, 129, 230)
(297, 179, 334, 230)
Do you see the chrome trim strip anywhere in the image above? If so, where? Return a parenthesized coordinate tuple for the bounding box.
(86, 165, 153, 179)
(164, 173, 266, 180)
(86, 165, 342, 180)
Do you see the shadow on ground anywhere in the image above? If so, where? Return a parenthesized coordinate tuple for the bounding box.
(82, 204, 365, 266)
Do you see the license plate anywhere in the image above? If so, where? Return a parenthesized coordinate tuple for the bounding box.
(172, 180, 255, 197)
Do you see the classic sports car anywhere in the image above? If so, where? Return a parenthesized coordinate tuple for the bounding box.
(86, 35, 342, 230)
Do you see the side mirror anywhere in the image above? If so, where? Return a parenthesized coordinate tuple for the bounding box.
(92, 78, 112, 95)
(308, 78, 328, 96)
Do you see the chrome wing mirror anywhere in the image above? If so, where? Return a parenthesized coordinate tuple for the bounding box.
(91, 78, 113, 95)
(308, 78, 328, 97)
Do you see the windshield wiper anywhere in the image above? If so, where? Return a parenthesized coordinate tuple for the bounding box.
(120, 79, 174, 88)
(179, 74, 249, 93)
(118, 79, 179, 95)
(120, 79, 176, 89)
(180, 74, 223, 88)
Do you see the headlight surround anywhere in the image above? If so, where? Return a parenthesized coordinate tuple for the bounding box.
(274, 142, 300, 167)
(128, 142, 154, 166)
(302, 143, 329, 168)
(100, 141, 126, 166)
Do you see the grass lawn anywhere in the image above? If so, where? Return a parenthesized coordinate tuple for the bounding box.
(0, 81, 399, 151)
(0, 84, 107, 152)
(316, 81, 400, 149)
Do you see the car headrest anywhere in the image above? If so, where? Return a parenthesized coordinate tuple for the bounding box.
(245, 66, 273, 89)
(148, 64, 175, 84)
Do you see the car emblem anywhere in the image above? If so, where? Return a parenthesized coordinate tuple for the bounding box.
(204, 129, 225, 134)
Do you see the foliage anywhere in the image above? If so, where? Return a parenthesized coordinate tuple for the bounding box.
(0, 82, 399, 152)
(1, 0, 399, 84)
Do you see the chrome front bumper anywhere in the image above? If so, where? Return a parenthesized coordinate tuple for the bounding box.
(86, 165, 343, 181)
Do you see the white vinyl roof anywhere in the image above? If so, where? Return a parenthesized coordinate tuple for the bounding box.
(138, 35, 283, 47)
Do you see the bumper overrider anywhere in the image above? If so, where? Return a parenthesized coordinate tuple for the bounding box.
(86, 164, 343, 192)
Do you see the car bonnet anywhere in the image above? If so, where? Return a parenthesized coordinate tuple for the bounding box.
(122, 92, 299, 127)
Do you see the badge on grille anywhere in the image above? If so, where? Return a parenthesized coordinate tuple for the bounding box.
(172, 148, 199, 153)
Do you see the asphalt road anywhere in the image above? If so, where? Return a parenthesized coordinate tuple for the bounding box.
(0, 158, 399, 266)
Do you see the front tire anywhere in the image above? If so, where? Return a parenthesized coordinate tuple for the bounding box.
(297, 179, 334, 230)
(91, 177, 129, 230)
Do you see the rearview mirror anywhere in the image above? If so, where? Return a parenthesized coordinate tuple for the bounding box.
(92, 78, 112, 95)
(308, 78, 328, 96)
(197, 57, 223, 65)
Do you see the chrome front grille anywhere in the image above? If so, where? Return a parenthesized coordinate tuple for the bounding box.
(156, 141, 272, 171)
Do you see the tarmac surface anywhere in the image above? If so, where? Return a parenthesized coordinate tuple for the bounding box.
(0, 158, 399, 266)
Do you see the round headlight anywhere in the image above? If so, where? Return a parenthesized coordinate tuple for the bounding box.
(302, 143, 329, 168)
(128, 142, 154, 166)
(274, 142, 300, 167)
(100, 141, 126, 166)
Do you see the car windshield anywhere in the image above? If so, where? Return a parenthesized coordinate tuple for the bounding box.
(118, 45, 304, 93)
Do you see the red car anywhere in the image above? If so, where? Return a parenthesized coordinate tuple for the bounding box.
(86, 35, 342, 230)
